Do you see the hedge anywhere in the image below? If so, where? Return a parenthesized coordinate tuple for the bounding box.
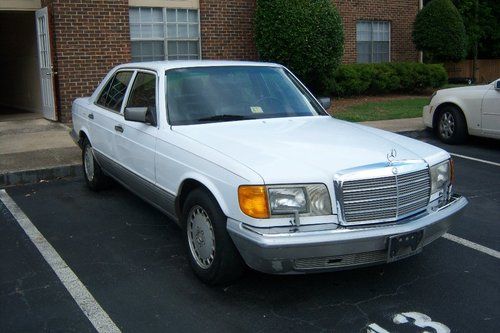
(326, 62, 448, 97)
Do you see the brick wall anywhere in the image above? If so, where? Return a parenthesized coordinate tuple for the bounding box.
(42, 0, 131, 122)
(333, 0, 419, 63)
(199, 0, 258, 60)
(199, 0, 419, 64)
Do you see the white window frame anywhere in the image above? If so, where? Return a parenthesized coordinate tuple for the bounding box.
(356, 20, 391, 64)
(130, 7, 202, 61)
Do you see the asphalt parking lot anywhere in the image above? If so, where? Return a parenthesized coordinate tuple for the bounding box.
(1, 130, 499, 333)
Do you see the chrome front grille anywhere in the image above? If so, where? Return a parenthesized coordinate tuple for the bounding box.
(337, 167, 430, 224)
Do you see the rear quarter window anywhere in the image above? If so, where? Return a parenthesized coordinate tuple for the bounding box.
(96, 71, 133, 112)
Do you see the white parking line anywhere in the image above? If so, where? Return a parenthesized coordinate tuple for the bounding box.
(443, 233, 500, 260)
(0, 190, 121, 333)
(450, 153, 500, 167)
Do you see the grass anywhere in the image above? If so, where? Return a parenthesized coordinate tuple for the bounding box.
(333, 97, 428, 122)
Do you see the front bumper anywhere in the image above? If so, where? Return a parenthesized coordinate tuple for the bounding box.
(227, 195, 468, 274)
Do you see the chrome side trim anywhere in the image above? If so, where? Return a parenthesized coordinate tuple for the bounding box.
(93, 150, 178, 223)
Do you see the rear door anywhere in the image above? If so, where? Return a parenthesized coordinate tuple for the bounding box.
(481, 80, 500, 137)
(88, 70, 134, 162)
(115, 70, 158, 184)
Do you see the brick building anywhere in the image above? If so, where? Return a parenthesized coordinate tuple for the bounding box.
(0, 0, 420, 123)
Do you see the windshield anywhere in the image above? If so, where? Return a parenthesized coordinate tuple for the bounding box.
(165, 66, 327, 125)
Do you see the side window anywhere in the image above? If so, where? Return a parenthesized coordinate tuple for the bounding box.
(96, 71, 133, 112)
(126, 72, 157, 113)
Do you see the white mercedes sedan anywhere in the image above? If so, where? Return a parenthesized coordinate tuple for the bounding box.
(71, 61, 467, 285)
(423, 79, 500, 144)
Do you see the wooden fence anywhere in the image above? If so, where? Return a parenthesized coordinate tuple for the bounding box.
(444, 59, 500, 83)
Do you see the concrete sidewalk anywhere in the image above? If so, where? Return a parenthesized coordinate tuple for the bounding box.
(0, 119, 81, 187)
(0, 116, 426, 187)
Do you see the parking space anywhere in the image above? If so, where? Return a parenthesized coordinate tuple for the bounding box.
(1, 131, 499, 332)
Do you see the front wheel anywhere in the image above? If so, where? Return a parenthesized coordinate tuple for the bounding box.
(183, 189, 244, 285)
(436, 106, 468, 144)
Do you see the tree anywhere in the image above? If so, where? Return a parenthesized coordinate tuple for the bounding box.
(254, 0, 344, 93)
(413, 0, 467, 62)
(453, 0, 500, 59)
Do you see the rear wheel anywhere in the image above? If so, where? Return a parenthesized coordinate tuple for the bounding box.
(182, 189, 244, 285)
(82, 139, 110, 191)
(436, 106, 468, 144)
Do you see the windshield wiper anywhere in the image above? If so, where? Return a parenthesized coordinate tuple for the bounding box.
(197, 114, 254, 122)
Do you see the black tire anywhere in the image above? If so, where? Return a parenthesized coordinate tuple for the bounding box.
(82, 139, 110, 191)
(182, 188, 244, 285)
(435, 106, 468, 144)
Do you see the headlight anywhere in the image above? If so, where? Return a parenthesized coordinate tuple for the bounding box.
(269, 187, 307, 214)
(430, 160, 451, 194)
(238, 184, 332, 219)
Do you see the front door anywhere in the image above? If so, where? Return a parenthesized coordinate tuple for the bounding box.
(35, 7, 57, 120)
(481, 80, 500, 137)
(115, 71, 158, 184)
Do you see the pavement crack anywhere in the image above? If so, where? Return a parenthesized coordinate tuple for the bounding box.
(268, 306, 329, 332)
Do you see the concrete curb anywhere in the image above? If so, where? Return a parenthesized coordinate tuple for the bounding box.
(0, 164, 82, 188)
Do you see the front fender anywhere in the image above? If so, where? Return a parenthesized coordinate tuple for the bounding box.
(177, 171, 233, 218)
(433, 95, 477, 130)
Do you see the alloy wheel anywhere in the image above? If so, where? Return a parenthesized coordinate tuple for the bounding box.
(439, 111, 455, 139)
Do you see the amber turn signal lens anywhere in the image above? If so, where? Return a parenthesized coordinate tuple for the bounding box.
(238, 185, 270, 219)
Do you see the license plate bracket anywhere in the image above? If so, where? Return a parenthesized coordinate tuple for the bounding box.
(387, 230, 424, 262)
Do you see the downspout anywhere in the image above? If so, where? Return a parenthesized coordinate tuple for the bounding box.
(418, 0, 423, 63)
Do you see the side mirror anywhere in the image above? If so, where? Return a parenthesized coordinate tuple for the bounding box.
(124, 107, 157, 126)
(318, 97, 332, 110)
(496, 80, 500, 90)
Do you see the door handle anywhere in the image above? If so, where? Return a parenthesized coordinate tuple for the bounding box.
(88, 113, 94, 119)
(114, 125, 124, 133)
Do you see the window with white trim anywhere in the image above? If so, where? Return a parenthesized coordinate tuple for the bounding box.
(129, 7, 200, 62)
(356, 21, 390, 63)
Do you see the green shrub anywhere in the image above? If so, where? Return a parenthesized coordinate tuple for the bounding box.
(413, 0, 467, 62)
(329, 62, 448, 97)
(254, 0, 344, 93)
(327, 65, 365, 96)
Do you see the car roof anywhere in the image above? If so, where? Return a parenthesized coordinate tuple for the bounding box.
(114, 60, 282, 72)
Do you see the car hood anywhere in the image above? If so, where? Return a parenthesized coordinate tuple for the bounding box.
(173, 116, 449, 183)
(438, 83, 490, 95)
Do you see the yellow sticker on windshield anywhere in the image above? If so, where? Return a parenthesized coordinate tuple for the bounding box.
(250, 106, 264, 113)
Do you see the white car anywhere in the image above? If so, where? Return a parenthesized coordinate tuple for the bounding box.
(71, 61, 467, 285)
(423, 79, 500, 144)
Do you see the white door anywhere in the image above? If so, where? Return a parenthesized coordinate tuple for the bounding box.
(91, 70, 135, 161)
(481, 80, 500, 137)
(35, 7, 57, 120)
(115, 71, 158, 183)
